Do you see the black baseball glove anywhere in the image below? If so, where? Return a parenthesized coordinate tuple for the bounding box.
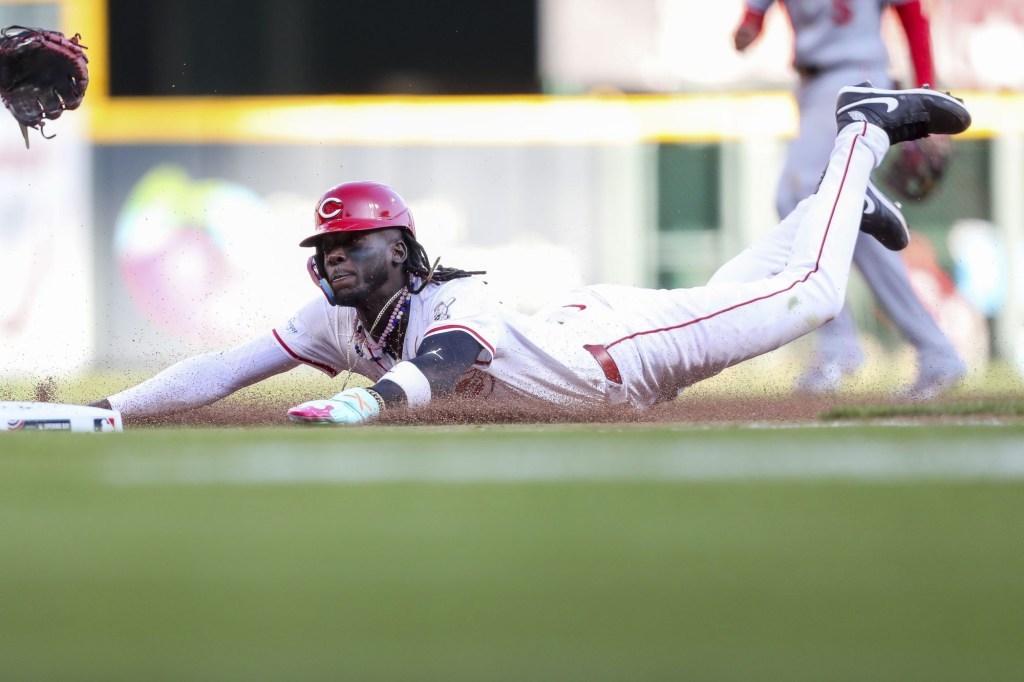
(880, 135, 950, 202)
(0, 25, 89, 148)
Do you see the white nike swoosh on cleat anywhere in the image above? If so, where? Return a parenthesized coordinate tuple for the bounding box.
(863, 196, 876, 214)
(837, 96, 899, 115)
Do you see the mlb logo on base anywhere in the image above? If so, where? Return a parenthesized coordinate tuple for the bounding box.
(0, 402, 123, 433)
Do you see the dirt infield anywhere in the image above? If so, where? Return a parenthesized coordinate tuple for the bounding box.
(17, 371, 1019, 429)
(124, 392, 863, 428)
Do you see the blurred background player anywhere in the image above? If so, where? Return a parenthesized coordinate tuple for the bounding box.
(732, 0, 967, 400)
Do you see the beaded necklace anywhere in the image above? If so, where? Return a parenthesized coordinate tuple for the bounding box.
(353, 286, 410, 362)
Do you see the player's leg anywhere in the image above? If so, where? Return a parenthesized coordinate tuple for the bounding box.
(708, 177, 909, 287)
(792, 303, 865, 392)
(706, 199, 811, 285)
(708, 71, 885, 288)
(838, 74, 965, 399)
(610, 122, 890, 403)
(605, 85, 972, 406)
(852, 233, 967, 397)
(787, 70, 875, 390)
(776, 74, 847, 218)
(715, 83, 972, 381)
(708, 75, 841, 287)
(789, 86, 872, 394)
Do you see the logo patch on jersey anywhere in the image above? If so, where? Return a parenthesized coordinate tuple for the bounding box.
(455, 369, 496, 398)
(284, 317, 299, 335)
(433, 297, 455, 321)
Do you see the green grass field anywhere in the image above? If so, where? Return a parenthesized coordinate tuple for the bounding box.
(2, 423, 1024, 681)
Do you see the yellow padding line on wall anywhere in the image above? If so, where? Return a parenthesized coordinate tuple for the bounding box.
(82, 91, 1016, 146)
(57, 0, 1023, 146)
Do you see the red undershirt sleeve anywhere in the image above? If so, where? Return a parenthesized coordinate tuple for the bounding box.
(740, 8, 766, 32)
(894, 1, 935, 87)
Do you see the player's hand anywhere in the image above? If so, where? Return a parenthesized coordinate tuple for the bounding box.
(734, 22, 761, 51)
(881, 134, 952, 202)
(732, 10, 765, 52)
(922, 133, 951, 156)
(0, 25, 89, 147)
(287, 387, 382, 425)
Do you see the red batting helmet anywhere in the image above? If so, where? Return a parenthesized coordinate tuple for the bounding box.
(298, 181, 416, 247)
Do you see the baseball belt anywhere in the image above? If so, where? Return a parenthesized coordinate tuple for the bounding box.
(584, 344, 622, 385)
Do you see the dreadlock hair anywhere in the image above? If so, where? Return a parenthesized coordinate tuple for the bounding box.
(402, 232, 485, 294)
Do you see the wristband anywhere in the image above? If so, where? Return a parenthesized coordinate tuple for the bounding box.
(364, 388, 387, 412)
(382, 361, 432, 407)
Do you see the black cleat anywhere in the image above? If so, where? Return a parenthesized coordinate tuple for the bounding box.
(836, 82, 972, 144)
(860, 180, 909, 251)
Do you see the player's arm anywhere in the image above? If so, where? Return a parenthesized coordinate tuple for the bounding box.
(0, 26, 90, 147)
(733, 1, 774, 52)
(287, 331, 484, 425)
(90, 332, 301, 418)
(375, 331, 484, 405)
(887, 0, 950, 190)
(893, 0, 935, 87)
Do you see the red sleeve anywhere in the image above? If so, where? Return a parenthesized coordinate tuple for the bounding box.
(739, 8, 766, 31)
(894, 1, 935, 87)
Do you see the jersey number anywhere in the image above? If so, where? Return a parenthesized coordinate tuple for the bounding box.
(832, 0, 853, 24)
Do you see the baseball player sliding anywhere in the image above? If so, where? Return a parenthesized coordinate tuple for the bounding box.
(733, 0, 966, 399)
(91, 84, 972, 425)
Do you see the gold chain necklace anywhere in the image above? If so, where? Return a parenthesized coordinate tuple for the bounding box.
(340, 286, 410, 391)
(366, 285, 409, 338)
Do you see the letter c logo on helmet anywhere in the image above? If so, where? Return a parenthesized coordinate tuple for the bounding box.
(317, 197, 344, 219)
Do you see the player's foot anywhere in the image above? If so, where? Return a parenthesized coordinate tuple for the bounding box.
(860, 180, 909, 251)
(836, 82, 972, 144)
(893, 358, 967, 402)
(793, 355, 864, 395)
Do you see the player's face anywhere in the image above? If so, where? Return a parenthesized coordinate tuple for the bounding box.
(319, 230, 406, 306)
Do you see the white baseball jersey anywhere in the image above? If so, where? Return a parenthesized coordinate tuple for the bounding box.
(748, 0, 911, 72)
(274, 278, 620, 409)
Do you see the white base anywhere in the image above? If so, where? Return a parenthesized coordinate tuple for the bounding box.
(0, 401, 123, 433)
